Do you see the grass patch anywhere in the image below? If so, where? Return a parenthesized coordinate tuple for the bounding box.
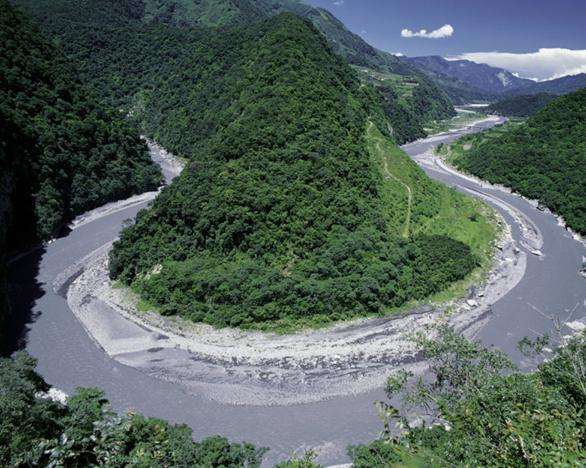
(367, 122, 500, 313)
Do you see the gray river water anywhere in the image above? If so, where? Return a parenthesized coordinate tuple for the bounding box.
(9, 119, 585, 466)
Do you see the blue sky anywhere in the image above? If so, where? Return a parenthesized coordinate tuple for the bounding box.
(304, 0, 586, 80)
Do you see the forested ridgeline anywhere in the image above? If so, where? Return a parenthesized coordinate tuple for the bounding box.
(360, 69, 456, 144)
(487, 93, 557, 117)
(105, 14, 488, 331)
(445, 89, 586, 235)
(16, 0, 455, 144)
(0, 0, 161, 352)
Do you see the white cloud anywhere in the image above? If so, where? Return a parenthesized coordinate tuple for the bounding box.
(332, 0, 344, 5)
(449, 48, 586, 81)
(401, 24, 454, 39)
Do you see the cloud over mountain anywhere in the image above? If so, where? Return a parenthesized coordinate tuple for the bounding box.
(450, 48, 586, 81)
(401, 24, 454, 39)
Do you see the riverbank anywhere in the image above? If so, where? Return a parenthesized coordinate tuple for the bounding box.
(60, 135, 526, 406)
(17, 117, 585, 467)
(437, 126, 584, 246)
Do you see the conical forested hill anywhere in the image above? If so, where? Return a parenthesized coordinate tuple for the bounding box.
(103, 13, 488, 330)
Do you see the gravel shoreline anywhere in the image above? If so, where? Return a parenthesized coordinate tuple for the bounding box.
(56, 133, 531, 406)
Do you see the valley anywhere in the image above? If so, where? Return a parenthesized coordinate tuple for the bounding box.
(9, 118, 584, 465)
(2, 1, 584, 465)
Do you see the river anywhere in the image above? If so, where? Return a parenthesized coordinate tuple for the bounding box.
(8, 119, 585, 466)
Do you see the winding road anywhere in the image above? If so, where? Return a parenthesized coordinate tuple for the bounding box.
(9, 119, 585, 466)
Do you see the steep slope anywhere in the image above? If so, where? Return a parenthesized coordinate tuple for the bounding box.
(268, 4, 456, 136)
(507, 73, 586, 97)
(357, 67, 456, 143)
(445, 89, 586, 234)
(407, 56, 533, 95)
(487, 93, 557, 117)
(16, 0, 454, 143)
(105, 14, 490, 330)
(0, 0, 161, 352)
(403, 67, 497, 105)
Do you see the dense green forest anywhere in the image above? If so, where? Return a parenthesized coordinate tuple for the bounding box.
(349, 327, 586, 466)
(16, 0, 454, 144)
(105, 13, 491, 331)
(444, 89, 586, 235)
(487, 93, 557, 117)
(359, 68, 455, 144)
(3, 0, 486, 332)
(0, 0, 161, 352)
(0, 353, 265, 466)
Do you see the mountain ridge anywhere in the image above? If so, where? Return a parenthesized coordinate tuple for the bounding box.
(406, 55, 532, 95)
(15, 0, 455, 144)
(408, 55, 586, 102)
(445, 89, 586, 234)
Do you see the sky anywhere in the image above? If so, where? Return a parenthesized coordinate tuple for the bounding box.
(304, 0, 586, 81)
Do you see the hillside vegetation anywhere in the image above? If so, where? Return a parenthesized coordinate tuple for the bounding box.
(358, 68, 455, 144)
(0, 0, 161, 352)
(349, 327, 586, 467)
(104, 14, 494, 331)
(16, 0, 455, 144)
(487, 93, 557, 117)
(444, 89, 586, 234)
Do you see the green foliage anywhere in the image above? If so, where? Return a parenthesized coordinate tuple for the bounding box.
(104, 14, 479, 331)
(350, 327, 586, 467)
(361, 70, 455, 144)
(17, 0, 454, 145)
(487, 93, 557, 117)
(0, 0, 161, 352)
(12, 0, 481, 331)
(276, 450, 321, 467)
(0, 352, 266, 466)
(448, 89, 586, 234)
(0, 0, 161, 243)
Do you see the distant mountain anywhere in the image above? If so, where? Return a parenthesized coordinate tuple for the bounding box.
(487, 93, 557, 117)
(400, 66, 496, 105)
(407, 55, 533, 96)
(407, 55, 586, 104)
(507, 73, 586, 97)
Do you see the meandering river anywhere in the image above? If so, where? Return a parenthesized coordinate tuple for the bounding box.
(9, 119, 585, 466)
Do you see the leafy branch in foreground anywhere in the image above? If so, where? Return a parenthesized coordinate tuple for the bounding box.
(350, 325, 586, 467)
(0, 353, 266, 467)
